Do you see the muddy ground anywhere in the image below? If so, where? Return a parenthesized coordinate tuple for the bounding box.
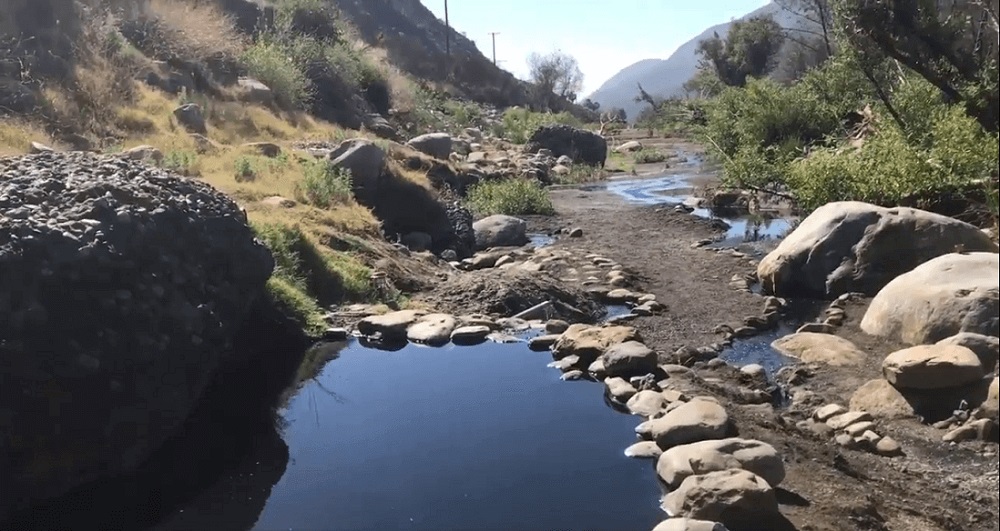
(414, 133, 999, 531)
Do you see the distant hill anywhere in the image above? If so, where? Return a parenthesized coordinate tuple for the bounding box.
(588, 2, 807, 121)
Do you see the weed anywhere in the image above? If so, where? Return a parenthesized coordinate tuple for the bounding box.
(467, 178, 555, 216)
(161, 150, 199, 176)
(234, 156, 257, 181)
(297, 160, 353, 208)
(634, 149, 667, 164)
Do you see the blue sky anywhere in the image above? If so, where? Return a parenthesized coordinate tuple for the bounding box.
(425, 0, 771, 96)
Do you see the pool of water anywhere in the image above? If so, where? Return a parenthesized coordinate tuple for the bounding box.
(153, 340, 662, 531)
(603, 175, 797, 248)
(528, 233, 556, 248)
(718, 299, 825, 377)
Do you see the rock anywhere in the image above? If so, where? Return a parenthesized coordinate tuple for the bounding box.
(406, 313, 457, 346)
(605, 377, 638, 402)
(401, 231, 434, 252)
(242, 142, 281, 158)
(657, 438, 785, 489)
(882, 345, 985, 390)
(661, 470, 779, 528)
(525, 124, 608, 167)
(875, 437, 904, 457)
(616, 140, 643, 153)
(0, 151, 273, 515)
(826, 411, 874, 430)
(406, 133, 453, 160)
(796, 322, 836, 334)
(553, 325, 642, 364)
(757, 202, 997, 298)
(463, 127, 484, 142)
(528, 334, 561, 351)
(551, 164, 571, 176)
(121, 145, 164, 163)
(29, 141, 54, 153)
(771, 333, 866, 366)
(451, 325, 492, 345)
(843, 421, 876, 437)
(943, 419, 995, 443)
(322, 327, 349, 341)
(625, 441, 664, 460)
(636, 398, 731, 449)
(358, 310, 426, 341)
(568, 227, 584, 238)
(985, 378, 999, 419)
(236, 77, 273, 104)
(936, 333, 1000, 369)
(603, 341, 658, 378)
(814, 404, 848, 422)
(472, 214, 529, 250)
(468, 151, 487, 164)
(850, 380, 918, 420)
(861, 253, 1000, 344)
(652, 519, 730, 531)
(328, 139, 386, 202)
(545, 319, 570, 334)
(173, 103, 207, 134)
(561, 370, 585, 381)
(628, 390, 668, 418)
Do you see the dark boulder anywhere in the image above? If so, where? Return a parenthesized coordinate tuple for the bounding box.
(525, 124, 607, 167)
(0, 152, 273, 519)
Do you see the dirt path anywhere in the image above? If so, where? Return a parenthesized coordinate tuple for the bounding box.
(526, 135, 999, 531)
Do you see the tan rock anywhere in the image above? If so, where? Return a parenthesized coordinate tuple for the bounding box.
(850, 379, 918, 420)
(661, 470, 779, 527)
(357, 310, 426, 341)
(552, 324, 642, 363)
(406, 313, 457, 345)
(771, 333, 866, 366)
(636, 398, 730, 449)
(657, 438, 785, 489)
(882, 345, 985, 390)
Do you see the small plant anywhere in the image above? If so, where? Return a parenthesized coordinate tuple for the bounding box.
(242, 40, 313, 109)
(161, 150, 198, 176)
(555, 164, 606, 185)
(633, 149, 667, 164)
(467, 178, 555, 216)
(234, 156, 257, 181)
(297, 161, 353, 208)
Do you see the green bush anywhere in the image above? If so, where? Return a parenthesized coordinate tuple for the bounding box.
(467, 178, 555, 216)
(242, 40, 313, 108)
(633, 149, 667, 164)
(297, 161, 353, 208)
(497, 108, 582, 144)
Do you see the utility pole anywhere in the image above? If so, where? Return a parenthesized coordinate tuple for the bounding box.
(488, 32, 500, 65)
(444, 0, 451, 58)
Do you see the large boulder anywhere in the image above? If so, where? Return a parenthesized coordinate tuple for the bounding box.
(771, 333, 866, 366)
(861, 253, 999, 344)
(173, 103, 207, 134)
(661, 470, 780, 530)
(525, 124, 608, 167)
(882, 345, 985, 390)
(936, 333, 1000, 370)
(472, 215, 529, 250)
(358, 310, 426, 341)
(636, 398, 731, 449)
(328, 139, 387, 202)
(553, 324, 642, 365)
(602, 340, 658, 378)
(657, 438, 785, 489)
(406, 133, 453, 160)
(984, 378, 999, 419)
(757, 202, 998, 298)
(0, 152, 273, 517)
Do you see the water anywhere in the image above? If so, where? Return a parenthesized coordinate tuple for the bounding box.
(528, 233, 556, 248)
(719, 299, 825, 378)
(603, 175, 796, 248)
(163, 340, 663, 531)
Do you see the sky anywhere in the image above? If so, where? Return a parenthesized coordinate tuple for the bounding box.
(425, 0, 771, 96)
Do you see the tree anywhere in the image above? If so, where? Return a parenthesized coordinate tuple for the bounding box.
(832, 0, 999, 132)
(528, 50, 584, 102)
(582, 98, 601, 111)
(683, 67, 725, 97)
(696, 16, 786, 87)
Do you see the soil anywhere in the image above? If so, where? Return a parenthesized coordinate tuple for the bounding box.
(411, 132, 1000, 531)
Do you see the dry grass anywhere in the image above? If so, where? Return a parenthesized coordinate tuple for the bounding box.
(144, 0, 246, 62)
(0, 120, 58, 155)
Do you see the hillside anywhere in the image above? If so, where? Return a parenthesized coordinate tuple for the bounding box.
(589, 2, 800, 120)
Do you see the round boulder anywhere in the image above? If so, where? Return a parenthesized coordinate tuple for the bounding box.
(771, 332, 866, 366)
(657, 438, 785, 489)
(525, 124, 608, 167)
(661, 470, 779, 530)
(636, 398, 731, 449)
(757, 202, 997, 298)
(472, 214, 529, 250)
(935, 333, 1000, 370)
(406, 132, 453, 160)
(882, 345, 984, 390)
(602, 340, 658, 378)
(861, 252, 999, 344)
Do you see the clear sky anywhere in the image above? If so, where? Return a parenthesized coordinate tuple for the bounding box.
(425, 0, 771, 96)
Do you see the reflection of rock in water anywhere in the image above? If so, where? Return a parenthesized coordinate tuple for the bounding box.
(1, 309, 332, 531)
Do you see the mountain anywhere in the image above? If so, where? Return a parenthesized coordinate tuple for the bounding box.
(588, 2, 803, 121)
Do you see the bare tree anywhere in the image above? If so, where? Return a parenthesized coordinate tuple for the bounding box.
(528, 50, 584, 103)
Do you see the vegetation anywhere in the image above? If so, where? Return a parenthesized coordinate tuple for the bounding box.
(637, 0, 999, 226)
(496, 108, 583, 144)
(527, 50, 584, 108)
(297, 162, 354, 208)
(633, 148, 668, 164)
(467, 178, 556, 216)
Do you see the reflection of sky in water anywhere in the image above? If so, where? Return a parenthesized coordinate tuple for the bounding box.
(603, 175, 796, 246)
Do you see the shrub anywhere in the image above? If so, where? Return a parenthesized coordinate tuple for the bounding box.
(241, 40, 313, 109)
(467, 178, 555, 216)
(143, 0, 245, 63)
(160, 150, 198, 176)
(633, 149, 667, 164)
(297, 160, 353, 208)
(498, 108, 582, 144)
